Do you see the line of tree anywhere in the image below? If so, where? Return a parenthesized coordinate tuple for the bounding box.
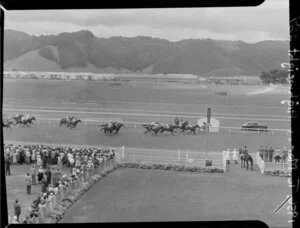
(260, 69, 289, 84)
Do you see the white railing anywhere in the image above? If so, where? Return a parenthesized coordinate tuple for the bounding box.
(16, 117, 291, 136)
(222, 151, 227, 172)
(256, 152, 265, 174)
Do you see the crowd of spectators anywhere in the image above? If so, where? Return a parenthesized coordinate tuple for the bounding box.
(258, 145, 291, 163)
(4, 143, 116, 223)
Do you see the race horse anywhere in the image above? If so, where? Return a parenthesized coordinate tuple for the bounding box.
(11, 114, 24, 125)
(184, 124, 200, 134)
(239, 148, 253, 171)
(100, 122, 124, 135)
(175, 120, 189, 132)
(60, 117, 81, 129)
(2, 118, 14, 129)
(159, 124, 177, 135)
(18, 115, 36, 127)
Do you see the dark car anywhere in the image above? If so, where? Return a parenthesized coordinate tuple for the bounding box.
(241, 121, 268, 131)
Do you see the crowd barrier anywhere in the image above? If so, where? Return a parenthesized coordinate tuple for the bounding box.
(25, 157, 116, 224)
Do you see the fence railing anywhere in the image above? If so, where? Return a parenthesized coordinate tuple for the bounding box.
(6, 117, 291, 136)
(256, 152, 265, 174)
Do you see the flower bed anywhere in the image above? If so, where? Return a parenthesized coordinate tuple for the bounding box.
(264, 169, 291, 177)
(116, 162, 224, 173)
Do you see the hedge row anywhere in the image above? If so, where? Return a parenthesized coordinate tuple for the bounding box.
(116, 162, 224, 173)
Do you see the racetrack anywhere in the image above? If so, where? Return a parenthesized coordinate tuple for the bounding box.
(3, 79, 291, 154)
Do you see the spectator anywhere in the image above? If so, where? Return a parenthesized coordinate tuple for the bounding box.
(274, 147, 281, 163)
(31, 149, 36, 164)
(45, 167, 52, 186)
(5, 155, 11, 176)
(282, 146, 288, 163)
(264, 146, 269, 162)
(269, 147, 274, 162)
(41, 174, 47, 194)
(37, 166, 44, 183)
(31, 165, 37, 185)
(232, 148, 238, 164)
(25, 173, 32, 195)
(25, 149, 31, 164)
(13, 152, 17, 165)
(13, 199, 21, 222)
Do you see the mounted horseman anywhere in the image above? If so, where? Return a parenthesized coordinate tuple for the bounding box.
(184, 122, 200, 134)
(240, 146, 253, 171)
(2, 118, 14, 129)
(11, 114, 24, 125)
(22, 115, 36, 127)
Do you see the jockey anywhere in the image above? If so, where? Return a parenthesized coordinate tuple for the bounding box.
(174, 117, 179, 125)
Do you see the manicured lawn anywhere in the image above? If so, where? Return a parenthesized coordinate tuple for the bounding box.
(60, 167, 291, 227)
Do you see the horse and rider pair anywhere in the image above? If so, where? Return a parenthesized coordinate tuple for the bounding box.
(99, 121, 124, 135)
(59, 116, 82, 129)
(239, 146, 253, 171)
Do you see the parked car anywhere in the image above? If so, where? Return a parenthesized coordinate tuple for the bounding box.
(241, 121, 268, 131)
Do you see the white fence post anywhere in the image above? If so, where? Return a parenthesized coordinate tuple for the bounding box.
(178, 149, 180, 161)
(186, 149, 189, 162)
(122, 146, 125, 158)
(48, 119, 51, 128)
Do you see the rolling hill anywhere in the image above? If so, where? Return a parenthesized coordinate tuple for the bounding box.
(4, 29, 289, 76)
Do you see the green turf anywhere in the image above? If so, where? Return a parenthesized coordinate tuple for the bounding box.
(60, 167, 291, 227)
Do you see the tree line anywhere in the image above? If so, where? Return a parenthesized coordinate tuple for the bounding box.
(260, 69, 289, 84)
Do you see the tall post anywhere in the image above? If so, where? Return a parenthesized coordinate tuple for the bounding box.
(178, 149, 180, 161)
(186, 149, 189, 162)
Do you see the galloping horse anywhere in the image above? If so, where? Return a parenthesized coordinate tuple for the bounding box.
(185, 124, 200, 134)
(159, 124, 177, 135)
(111, 123, 124, 135)
(2, 118, 14, 129)
(60, 117, 81, 129)
(100, 122, 123, 135)
(175, 120, 189, 132)
(142, 124, 155, 134)
(68, 119, 81, 129)
(20, 115, 36, 127)
(11, 114, 24, 125)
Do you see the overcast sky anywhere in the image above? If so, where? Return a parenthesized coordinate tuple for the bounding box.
(4, 0, 289, 43)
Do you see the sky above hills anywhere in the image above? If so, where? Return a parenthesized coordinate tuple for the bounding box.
(4, 0, 289, 43)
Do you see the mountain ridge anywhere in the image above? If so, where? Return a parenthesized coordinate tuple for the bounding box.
(4, 29, 289, 76)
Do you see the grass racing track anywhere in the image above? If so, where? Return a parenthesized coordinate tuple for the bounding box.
(3, 79, 290, 161)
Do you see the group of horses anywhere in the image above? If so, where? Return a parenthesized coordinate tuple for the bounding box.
(2, 114, 36, 128)
(3, 114, 208, 138)
(142, 119, 209, 136)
